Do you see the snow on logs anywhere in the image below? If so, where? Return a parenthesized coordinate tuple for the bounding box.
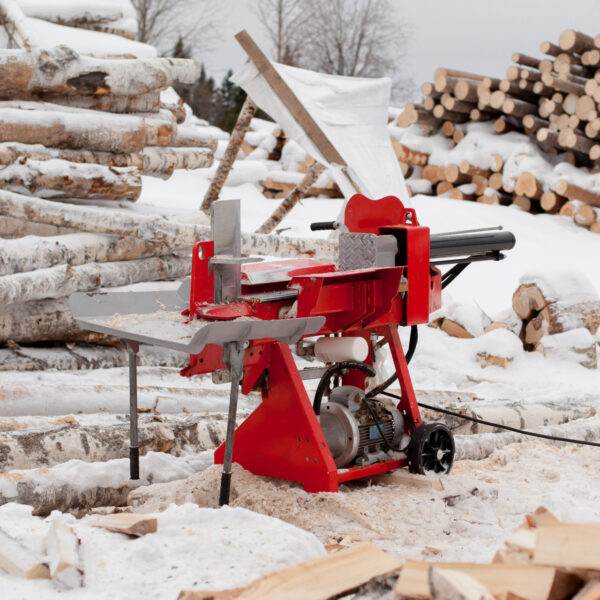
(0, 46, 200, 98)
(394, 29, 600, 232)
(512, 271, 600, 366)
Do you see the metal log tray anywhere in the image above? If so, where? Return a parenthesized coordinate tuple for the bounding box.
(69, 289, 325, 353)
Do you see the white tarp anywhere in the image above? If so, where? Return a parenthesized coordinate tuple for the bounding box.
(232, 61, 410, 204)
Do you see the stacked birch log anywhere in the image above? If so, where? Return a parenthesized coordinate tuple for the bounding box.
(395, 29, 600, 234)
(0, 1, 221, 360)
(241, 118, 342, 200)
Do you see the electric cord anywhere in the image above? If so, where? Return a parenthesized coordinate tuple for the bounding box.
(380, 390, 600, 448)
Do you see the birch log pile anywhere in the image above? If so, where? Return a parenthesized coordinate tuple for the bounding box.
(394, 28, 600, 233)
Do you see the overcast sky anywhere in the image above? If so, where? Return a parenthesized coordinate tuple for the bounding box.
(199, 0, 600, 102)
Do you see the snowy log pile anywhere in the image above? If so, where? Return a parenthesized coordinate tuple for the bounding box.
(395, 29, 600, 234)
(0, 0, 219, 353)
(512, 271, 600, 366)
(431, 270, 599, 369)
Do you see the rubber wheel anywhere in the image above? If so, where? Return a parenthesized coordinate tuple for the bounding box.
(407, 422, 455, 475)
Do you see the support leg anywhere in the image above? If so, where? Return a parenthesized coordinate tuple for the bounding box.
(219, 340, 246, 506)
(126, 340, 140, 480)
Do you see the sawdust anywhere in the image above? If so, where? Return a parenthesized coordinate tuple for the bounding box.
(127, 441, 600, 561)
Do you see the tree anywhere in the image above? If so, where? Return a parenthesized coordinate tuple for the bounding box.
(257, 0, 310, 65)
(130, 0, 225, 58)
(257, 0, 415, 102)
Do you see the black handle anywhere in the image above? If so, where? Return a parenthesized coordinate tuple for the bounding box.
(310, 221, 336, 231)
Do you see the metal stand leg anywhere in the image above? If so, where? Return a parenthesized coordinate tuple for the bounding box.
(126, 340, 140, 480)
(219, 340, 246, 506)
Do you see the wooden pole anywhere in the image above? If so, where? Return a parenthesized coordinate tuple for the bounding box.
(200, 96, 257, 214)
(255, 163, 326, 234)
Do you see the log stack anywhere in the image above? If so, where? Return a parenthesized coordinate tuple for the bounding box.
(0, 1, 219, 355)
(395, 28, 600, 234)
(512, 272, 600, 366)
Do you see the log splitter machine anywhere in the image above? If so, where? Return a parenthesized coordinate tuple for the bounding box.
(70, 193, 515, 504)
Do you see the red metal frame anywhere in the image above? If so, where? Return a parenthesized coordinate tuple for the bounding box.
(184, 193, 441, 492)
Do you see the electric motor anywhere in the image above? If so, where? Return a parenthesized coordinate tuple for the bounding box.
(318, 385, 404, 468)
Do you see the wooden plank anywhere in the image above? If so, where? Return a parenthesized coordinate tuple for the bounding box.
(395, 560, 567, 600)
(573, 580, 600, 600)
(179, 542, 402, 600)
(45, 521, 83, 588)
(235, 30, 346, 166)
(0, 526, 50, 579)
(90, 513, 157, 537)
(429, 567, 495, 600)
(534, 524, 600, 570)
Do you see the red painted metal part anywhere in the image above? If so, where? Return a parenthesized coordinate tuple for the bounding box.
(185, 193, 442, 491)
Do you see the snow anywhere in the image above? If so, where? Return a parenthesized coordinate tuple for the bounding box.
(0, 502, 325, 598)
(25, 18, 154, 57)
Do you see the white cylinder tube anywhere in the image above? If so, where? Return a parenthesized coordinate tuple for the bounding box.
(314, 336, 369, 363)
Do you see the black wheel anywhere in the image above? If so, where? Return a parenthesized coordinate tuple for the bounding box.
(407, 423, 455, 475)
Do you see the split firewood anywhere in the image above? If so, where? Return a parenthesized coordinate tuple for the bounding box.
(572, 581, 600, 600)
(534, 523, 600, 571)
(201, 96, 257, 213)
(0, 158, 142, 201)
(45, 521, 82, 588)
(0, 45, 200, 96)
(256, 162, 326, 234)
(90, 513, 157, 537)
(0, 526, 49, 579)
(0, 107, 147, 153)
(535, 328, 597, 369)
(0, 255, 191, 305)
(179, 543, 402, 600)
(429, 567, 495, 600)
(396, 560, 579, 600)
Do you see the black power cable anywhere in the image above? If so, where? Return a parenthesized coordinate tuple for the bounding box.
(380, 390, 600, 448)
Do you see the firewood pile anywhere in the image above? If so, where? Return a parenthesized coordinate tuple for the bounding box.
(430, 270, 600, 368)
(395, 29, 600, 234)
(0, 0, 221, 361)
(241, 117, 342, 200)
(176, 506, 600, 600)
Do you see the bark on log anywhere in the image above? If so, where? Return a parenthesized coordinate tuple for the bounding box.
(0, 216, 77, 238)
(0, 158, 141, 201)
(0, 414, 223, 471)
(0, 255, 190, 305)
(0, 296, 115, 345)
(540, 41, 561, 57)
(0, 107, 146, 153)
(0, 232, 172, 276)
(526, 301, 600, 344)
(201, 97, 256, 213)
(0, 191, 338, 260)
(1, 91, 161, 113)
(455, 416, 600, 461)
(559, 29, 595, 54)
(0, 142, 213, 177)
(390, 139, 429, 166)
(255, 162, 326, 234)
(0, 46, 200, 96)
(0, 342, 187, 372)
(553, 180, 600, 207)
